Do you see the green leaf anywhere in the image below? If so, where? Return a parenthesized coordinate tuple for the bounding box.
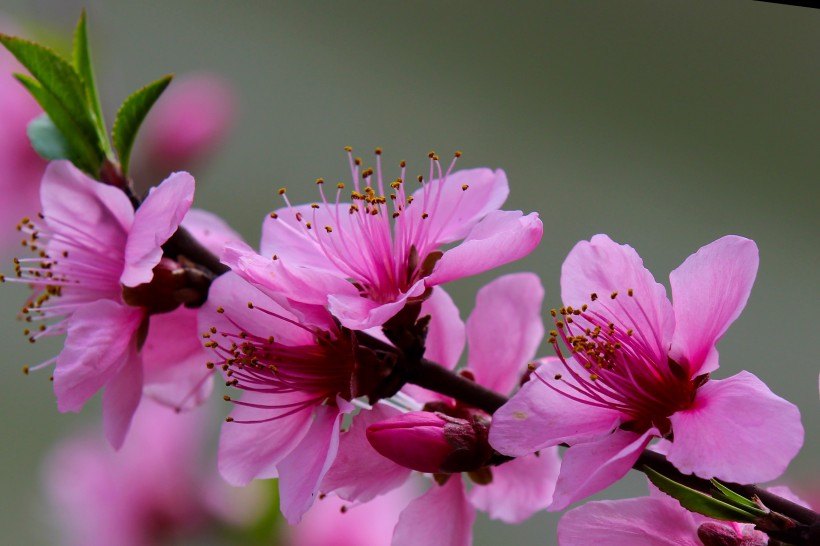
(27, 113, 73, 161)
(15, 74, 103, 173)
(643, 465, 761, 523)
(1, 34, 104, 174)
(112, 75, 173, 176)
(710, 479, 768, 515)
(72, 11, 111, 157)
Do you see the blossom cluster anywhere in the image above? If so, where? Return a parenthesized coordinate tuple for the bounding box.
(1, 15, 813, 546)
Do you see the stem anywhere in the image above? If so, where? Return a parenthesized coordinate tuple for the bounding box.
(162, 225, 229, 276)
(407, 359, 507, 412)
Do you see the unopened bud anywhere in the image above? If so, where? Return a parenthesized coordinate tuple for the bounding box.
(696, 522, 768, 546)
(367, 411, 492, 474)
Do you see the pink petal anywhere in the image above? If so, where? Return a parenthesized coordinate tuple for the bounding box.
(122, 172, 195, 287)
(322, 404, 412, 503)
(560, 234, 675, 362)
(328, 278, 426, 330)
(489, 359, 623, 457)
(408, 167, 509, 245)
(427, 210, 543, 286)
(550, 428, 655, 511)
(288, 484, 416, 546)
(467, 273, 545, 394)
(141, 307, 212, 411)
(558, 496, 700, 546)
(260, 203, 346, 273)
(420, 287, 465, 371)
(201, 272, 316, 347)
(468, 449, 560, 523)
(393, 478, 475, 546)
(41, 161, 133, 249)
(667, 371, 803, 483)
(668, 236, 759, 376)
(278, 399, 351, 524)
(223, 241, 360, 312)
(53, 300, 144, 413)
(217, 390, 314, 485)
(102, 346, 143, 449)
(181, 208, 244, 256)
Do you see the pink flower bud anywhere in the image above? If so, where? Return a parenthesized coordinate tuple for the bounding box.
(696, 522, 768, 546)
(367, 411, 491, 474)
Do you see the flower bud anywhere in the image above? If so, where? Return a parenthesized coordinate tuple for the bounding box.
(696, 522, 768, 546)
(367, 411, 492, 474)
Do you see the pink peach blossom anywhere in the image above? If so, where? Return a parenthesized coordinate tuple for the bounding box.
(224, 150, 542, 330)
(200, 271, 359, 524)
(490, 235, 803, 510)
(43, 399, 260, 546)
(7, 160, 204, 447)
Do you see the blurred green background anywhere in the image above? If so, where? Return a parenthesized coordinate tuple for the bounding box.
(2, 1, 818, 544)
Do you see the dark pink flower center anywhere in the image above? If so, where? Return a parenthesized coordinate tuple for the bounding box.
(272, 149, 467, 303)
(539, 289, 697, 436)
(203, 302, 356, 424)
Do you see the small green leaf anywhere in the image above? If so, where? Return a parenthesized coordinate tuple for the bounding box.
(710, 479, 768, 515)
(27, 113, 73, 161)
(15, 74, 103, 173)
(2, 34, 104, 174)
(112, 75, 173, 176)
(72, 11, 111, 157)
(644, 465, 760, 523)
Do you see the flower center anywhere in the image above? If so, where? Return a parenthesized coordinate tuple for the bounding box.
(538, 289, 697, 435)
(272, 149, 465, 303)
(203, 302, 356, 424)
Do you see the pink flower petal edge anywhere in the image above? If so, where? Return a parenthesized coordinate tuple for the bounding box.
(122, 172, 195, 287)
(468, 449, 560, 524)
(393, 478, 475, 546)
(669, 235, 759, 376)
(467, 272, 544, 395)
(667, 370, 803, 484)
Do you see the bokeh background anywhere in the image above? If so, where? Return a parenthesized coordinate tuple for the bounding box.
(1, 1, 818, 544)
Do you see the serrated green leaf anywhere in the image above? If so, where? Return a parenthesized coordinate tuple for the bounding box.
(112, 75, 173, 177)
(72, 11, 111, 157)
(2, 34, 104, 174)
(15, 74, 102, 173)
(27, 113, 73, 161)
(644, 465, 760, 523)
(0, 35, 96, 134)
(710, 479, 768, 515)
